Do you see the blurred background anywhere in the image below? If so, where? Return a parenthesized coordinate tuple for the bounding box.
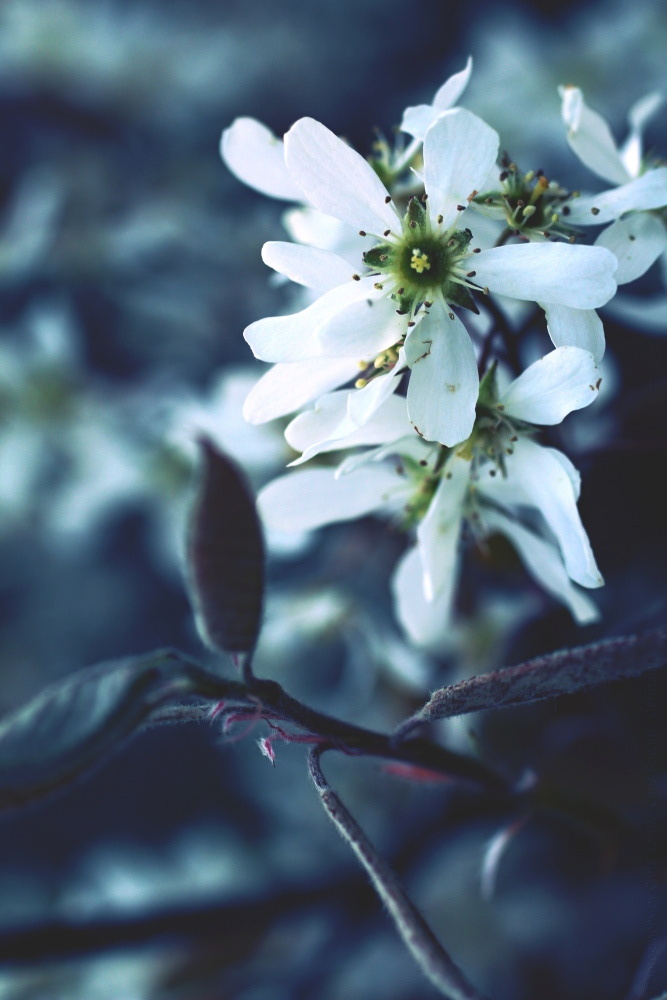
(0, 0, 666, 997)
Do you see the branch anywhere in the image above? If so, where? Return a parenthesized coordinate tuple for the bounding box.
(308, 747, 488, 1000)
(149, 673, 506, 792)
(0, 878, 373, 967)
(419, 627, 667, 722)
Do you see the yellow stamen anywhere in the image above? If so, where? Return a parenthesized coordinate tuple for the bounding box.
(410, 248, 431, 274)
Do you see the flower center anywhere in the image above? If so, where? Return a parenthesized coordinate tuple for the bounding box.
(362, 198, 478, 315)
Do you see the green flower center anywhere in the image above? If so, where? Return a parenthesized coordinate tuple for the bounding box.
(362, 198, 478, 314)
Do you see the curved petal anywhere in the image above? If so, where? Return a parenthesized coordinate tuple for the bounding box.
(220, 118, 304, 200)
(400, 105, 444, 143)
(559, 86, 630, 186)
(244, 278, 379, 362)
(566, 168, 667, 225)
(284, 117, 400, 236)
(416, 454, 469, 600)
(404, 303, 479, 446)
(594, 214, 667, 284)
(282, 206, 371, 265)
(258, 464, 409, 533)
(473, 243, 617, 308)
(262, 241, 358, 292)
(433, 56, 474, 111)
(400, 57, 473, 139)
(316, 291, 406, 358)
(242, 356, 359, 424)
(479, 437, 603, 588)
(285, 391, 412, 465)
(498, 346, 601, 424)
(482, 508, 600, 624)
(392, 545, 458, 649)
(423, 109, 499, 230)
(621, 92, 665, 178)
(542, 304, 605, 362)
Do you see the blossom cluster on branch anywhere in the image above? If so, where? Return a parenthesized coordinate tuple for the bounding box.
(220, 59, 667, 648)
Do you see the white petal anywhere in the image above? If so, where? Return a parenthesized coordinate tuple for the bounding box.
(620, 92, 665, 178)
(346, 354, 404, 426)
(473, 243, 617, 308)
(316, 291, 406, 358)
(546, 446, 581, 500)
(242, 356, 359, 424)
(559, 86, 630, 186)
(566, 168, 667, 225)
(479, 437, 603, 588)
(404, 304, 479, 446)
(594, 214, 667, 284)
(220, 118, 304, 201)
(400, 105, 445, 143)
(433, 56, 474, 111)
(400, 57, 473, 140)
(262, 241, 358, 292)
(284, 117, 400, 236)
(416, 454, 469, 600)
(258, 464, 409, 533)
(423, 110, 499, 229)
(282, 207, 371, 271)
(482, 508, 600, 624)
(392, 546, 458, 649)
(244, 278, 379, 362)
(542, 304, 605, 362)
(498, 346, 601, 424)
(336, 434, 434, 478)
(286, 391, 412, 465)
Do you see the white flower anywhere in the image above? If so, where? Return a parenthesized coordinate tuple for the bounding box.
(259, 347, 603, 649)
(243, 110, 616, 447)
(560, 86, 667, 286)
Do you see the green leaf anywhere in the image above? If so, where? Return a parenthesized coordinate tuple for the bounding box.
(186, 440, 265, 657)
(0, 650, 227, 812)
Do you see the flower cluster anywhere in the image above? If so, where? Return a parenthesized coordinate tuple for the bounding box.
(220, 61, 666, 646)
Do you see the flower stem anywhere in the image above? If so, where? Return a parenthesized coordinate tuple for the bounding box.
(308, 746, 489, 1000)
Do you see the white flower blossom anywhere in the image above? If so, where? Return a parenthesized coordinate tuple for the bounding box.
(560, 85, 667, 330)
(259, 347, 603, 648)
(241, 110, 616, 447)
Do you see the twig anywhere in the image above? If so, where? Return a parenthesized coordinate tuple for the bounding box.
(143, 665, 505, 791)
(308, 746, 489, 1000)
(419, 627, 667, 722)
